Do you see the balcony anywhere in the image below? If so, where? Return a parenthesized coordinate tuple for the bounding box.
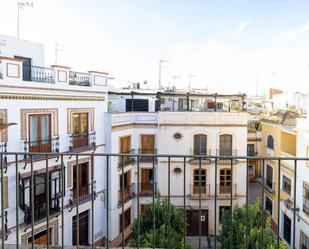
(303, 204, 309, 215)
(23, 65, 55, 83)
(140, 182, 154, 196)
(118, 184, 135, 206)
(69, 182, 96, 206)
(69, 132, 96, 152)
(118, 149, 136, 169)
(189, 184, 210, 199)
(69, 71, 91, 86)
(189, 149, 212, 164)
(216, 149, 237, 163)
(138, 149, 157, 162)
(23, 137, 59, 160)
(24, 198, 60, 224)
(217, 184, 237, 197)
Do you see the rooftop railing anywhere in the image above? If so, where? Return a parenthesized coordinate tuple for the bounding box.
(0, 152, 305, 249)
(69, 71, 91, 86)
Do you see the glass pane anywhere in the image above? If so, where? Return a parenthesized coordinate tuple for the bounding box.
(73, 114, 79, 134)
(29, 115, 38, 143)
(41, 115, 50, 144)
(80, 113, 88, 134)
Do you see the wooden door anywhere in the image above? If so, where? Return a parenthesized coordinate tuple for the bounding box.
(220, 134, 232, 156)
(29, 114, 51, 152)
(73, 210, 89, 245)
(72, 113, 89, 148)
(141, 169, 153, 194)
(186, 210, 208, 236)
(28, 229, 52, 245)
(141, 135, 155, 154)
(73, 162, 89, 199)
(120, 136, 131, 164)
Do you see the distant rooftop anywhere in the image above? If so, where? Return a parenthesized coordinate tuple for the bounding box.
(261, 110, 305, 128)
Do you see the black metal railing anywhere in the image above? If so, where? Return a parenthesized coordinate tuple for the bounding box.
(23, 137, 59, 159)
(24, 198, 60, 224)
(69, 71, 91, 86)
(138, 148, 158, 162)
(0, 152, 306, 249)
(118, 184, 135, 205)
(69, 181, 96, 206)
(140, 182, 155, 196)
(118, 149, 136, 168)
(23, 65, 55, 83)
(69, 131, 96, 151)
(216, 149, 237, 157)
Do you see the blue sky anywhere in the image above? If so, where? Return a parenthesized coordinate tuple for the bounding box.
(1, 0, 309, 94)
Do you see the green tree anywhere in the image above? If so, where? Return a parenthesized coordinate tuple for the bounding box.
(130, 198, 192, 249)
(220, 201, 287, 249)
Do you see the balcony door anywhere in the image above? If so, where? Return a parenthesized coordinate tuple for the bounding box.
(141, 169, 153, 195)
(219, 134, 232, 156)
(194, 134, 207, 156)
(73, 162, 89, 199)
(119, 136, 132, 165)
(72, 113, 89, 148)
(193, 169, 206, 194)
(29, 114, 51, 152)
(220, 169, 231, 194)
(141, 135, 155, 154)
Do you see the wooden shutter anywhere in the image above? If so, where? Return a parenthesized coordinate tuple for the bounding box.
(194, 135, 207, 155)
(220, 135, 232, 156)
(141, 135, 154, 152)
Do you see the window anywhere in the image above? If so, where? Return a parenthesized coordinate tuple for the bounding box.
(193, 169, 206, 194)
(300, 231, 309, 249)
(19, 168, 62, 223)
(28, 114, 51, 152)
(219, 168, 231, 194)
(119, 208, 131, 232)
(119, 136, 132, 165)
(303, 183, 309, 215)
(247, 144, 255, 156)
(178, 98, 187, 111)
(219, 206, 231, 224)
(28, 228, 52, 245)
(193, 134, 207, 156)
(219, 134, 232, 156)
(72, 113, 89, 148)
(73, 162, 89, 199)
(141, 169, 154, 195)
(265, 196, 273, 216)
(267, 135, 274, 149)
(140, 135, 155, 154)
(282, 175, 292, 195)
(266, 165, 273, 190)
(283, 214, 291, 244)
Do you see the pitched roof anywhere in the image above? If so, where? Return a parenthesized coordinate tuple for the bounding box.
(261, 110, 305, 128)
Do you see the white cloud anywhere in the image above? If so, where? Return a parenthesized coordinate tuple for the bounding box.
(273, 20, 309, 43)
(234, 19, 254, 35)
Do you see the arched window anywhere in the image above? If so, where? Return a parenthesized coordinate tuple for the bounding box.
(267, 135, 274, 149)
(219, 134, 232, 156)
(193, 134, 207, 155)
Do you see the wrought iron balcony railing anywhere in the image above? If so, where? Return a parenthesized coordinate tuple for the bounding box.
(0, 152, 305, 249)
(69, 181, 96, 206)
(69, 131, 96, 151)
(23, 65, 55, 83)
(118, 184, 135, 206)
(140, 182, 155, 196)
(118, 149, 136, 168)
(0, 142, 7, 165)
(138, 148, 158, 162)
(23, 137, 59, 159)
(69, 71, 91, 86)
(190, 183, 211, 198)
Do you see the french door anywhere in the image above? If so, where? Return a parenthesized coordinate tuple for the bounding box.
(28, 114, 51, 152)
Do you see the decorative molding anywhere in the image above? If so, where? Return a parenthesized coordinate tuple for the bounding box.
(6, 63, 20, 78)
(57, 70, 67, 83)
(21, 219, 59, 245)
(0, 109, 8, 142)
(67, 156, 91, 188)
(67, 108, 94, 134)
(111, 123, 157, 132)
(0, 94, 104, 102)
(20, 108, 58, 140)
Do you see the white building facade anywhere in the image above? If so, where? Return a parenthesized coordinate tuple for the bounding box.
(0, 35, 108, 246)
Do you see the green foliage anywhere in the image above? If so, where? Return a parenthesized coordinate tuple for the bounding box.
(220, 201, 288, 249)
(130, 198, 192, 249)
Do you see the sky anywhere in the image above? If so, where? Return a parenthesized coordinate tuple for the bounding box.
(1, 0, 309, 95)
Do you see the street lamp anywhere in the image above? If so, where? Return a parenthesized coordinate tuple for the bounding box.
(17, 1, 33, 38)
(158, 58, 169, 90)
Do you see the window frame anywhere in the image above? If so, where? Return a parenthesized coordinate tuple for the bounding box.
(267, 135, 274, 150)
(282, 175, 292, 195)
